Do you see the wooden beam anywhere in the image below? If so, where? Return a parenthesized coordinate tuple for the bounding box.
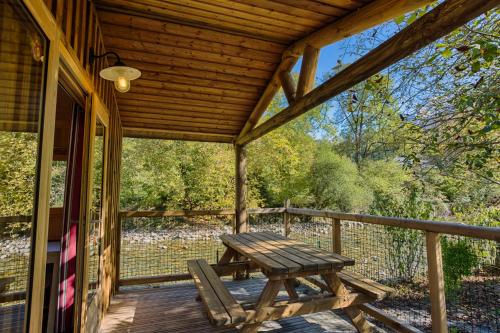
(296, 45, 319, 98)
(289, 0, 435, 55)
(245, 292, 371, 323)
(122, 127, 235, 143)
(279, 71, 296, 104)
(358, 304, 423, 333)
(235, 144, 248, 233)
(426, 232, 448, 333)
(237, 0, 499, 145)
(237, 0, 434, 139)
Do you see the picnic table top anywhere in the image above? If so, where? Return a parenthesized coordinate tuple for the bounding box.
(220, 231, 354, 278)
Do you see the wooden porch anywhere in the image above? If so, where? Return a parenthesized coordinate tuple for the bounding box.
(1, 0, 499, 332)
(101, 278, 384, 333)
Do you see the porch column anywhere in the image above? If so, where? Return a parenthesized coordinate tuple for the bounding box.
(235, 144, 248, 233)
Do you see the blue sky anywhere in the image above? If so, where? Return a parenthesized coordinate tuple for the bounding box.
(292, 43, 355, 78)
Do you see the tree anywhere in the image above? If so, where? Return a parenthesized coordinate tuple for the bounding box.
(309, 143, 371, 212)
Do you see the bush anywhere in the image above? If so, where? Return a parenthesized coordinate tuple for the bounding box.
(309, 145, 372, 212)
(386, 227, 425, 282)
(441, 238, 479, 296)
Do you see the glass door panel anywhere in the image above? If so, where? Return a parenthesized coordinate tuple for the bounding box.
(0, 0, 48, 331)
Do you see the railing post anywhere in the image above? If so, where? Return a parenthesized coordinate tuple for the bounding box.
(332, 218, 341, 254)
(283, 199, 290, 237)
(235, 144, 248, 233)
(114, 213, 121, 293)
(425, 232, 448, 333)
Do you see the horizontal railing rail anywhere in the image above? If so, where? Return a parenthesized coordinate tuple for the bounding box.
(287, 207, 500, 241)
(119, 207, 285, 218)
(0, 215, 32, 223)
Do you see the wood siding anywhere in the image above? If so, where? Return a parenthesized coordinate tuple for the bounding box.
(41, 0, 123, 324)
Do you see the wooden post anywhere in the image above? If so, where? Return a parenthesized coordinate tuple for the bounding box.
(496, 241, 500, 268)
(333, 218, 341, 254)
(283, 199, 290, 237)
(426, 232, 448, 333)
(114, 214, 121, 293)
(279, 71, 296, 104)
(235, 144, 248, 233)
(296, 45, 319, 98)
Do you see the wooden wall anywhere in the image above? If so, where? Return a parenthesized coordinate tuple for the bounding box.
(40, 0, 123, 326)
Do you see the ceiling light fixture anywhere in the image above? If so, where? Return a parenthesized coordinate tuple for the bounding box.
(89, 48, 141, 93)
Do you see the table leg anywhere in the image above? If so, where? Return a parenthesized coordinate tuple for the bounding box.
(283, 278, 298, 300)
(241, 280, 283, 333)
(218, 247, 236, 265)
(321, 273, 373, 333)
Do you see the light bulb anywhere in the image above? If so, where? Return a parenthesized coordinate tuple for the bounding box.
(114, 76, 130, 93)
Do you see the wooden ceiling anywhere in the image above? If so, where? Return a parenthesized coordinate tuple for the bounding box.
(95, 0, 373, 142)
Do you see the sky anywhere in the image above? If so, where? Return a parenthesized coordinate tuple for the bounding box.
(291, 43, 355, 78)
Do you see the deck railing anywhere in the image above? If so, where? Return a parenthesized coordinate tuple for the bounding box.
(117, 206, 499, 332)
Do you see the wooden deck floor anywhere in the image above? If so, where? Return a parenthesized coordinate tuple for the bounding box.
(101, 277, 385, 333)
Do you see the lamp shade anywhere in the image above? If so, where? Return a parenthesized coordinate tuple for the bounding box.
(99, 66, 141, 82)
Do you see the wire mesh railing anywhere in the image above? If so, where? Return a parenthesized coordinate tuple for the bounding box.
(289, 209, 499, 333)
(119, 214, 233, 282)
(0, 216, 31, 306)
(117, 207, 499, 332)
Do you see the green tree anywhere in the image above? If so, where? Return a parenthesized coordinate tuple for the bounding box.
(309, 144, 371, 211)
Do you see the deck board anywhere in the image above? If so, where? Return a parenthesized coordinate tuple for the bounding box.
(100, 277, 383, 332)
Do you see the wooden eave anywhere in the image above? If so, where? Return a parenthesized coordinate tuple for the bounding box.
(94, 0, 376, 143)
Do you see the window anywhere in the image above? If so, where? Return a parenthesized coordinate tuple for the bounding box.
(0, 0, 48, 330)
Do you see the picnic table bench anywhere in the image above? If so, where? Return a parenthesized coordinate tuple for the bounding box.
(188, 231, 396, 333)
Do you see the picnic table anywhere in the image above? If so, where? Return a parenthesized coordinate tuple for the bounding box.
(188, 231, 394, 333)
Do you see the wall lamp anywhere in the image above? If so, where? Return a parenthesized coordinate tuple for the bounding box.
(89, 48, 141, 93)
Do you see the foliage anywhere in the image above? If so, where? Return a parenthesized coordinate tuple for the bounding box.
(375, 186, 435, 282)
(0, 132, 38, 236)
(441, 238, 479, 296)
(309, 144, 371, 211)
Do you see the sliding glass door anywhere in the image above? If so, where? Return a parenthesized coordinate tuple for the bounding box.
(0, 0, 48, 331)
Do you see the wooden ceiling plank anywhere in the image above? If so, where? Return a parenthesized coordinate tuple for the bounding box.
(97, 0, 297, 42)
(119, 112, 244, 127)
(272, 0, 349, 17)
(127, 61, 267, 87)
(97, 10, 286, 54)
(138, 71, 262, 94)
(133, 79, 259, 100)
(118, 107, 248, 122)
(230, 0, 333, 21)
(129, 86, 256, 107)
(129, 0, 307, 38)
(122, 127, 235, 143)
(120, 116, 242, 130)
(314, 0, 369, 10)
(103, 36, 277, 71)
(120, 121, 239, 135)
(117, 50, 272, 79)
(122, 93, 252, 112)
(194, 0, 324, 28)
(237, 0, 498, 145)
(100, 23, 281, 63)
(118, 100, 250, 117)
(152, 0, 317, 34)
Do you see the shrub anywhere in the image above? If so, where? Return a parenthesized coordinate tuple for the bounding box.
(386, 227, 425, 282)
(441, 238, 479, 296)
